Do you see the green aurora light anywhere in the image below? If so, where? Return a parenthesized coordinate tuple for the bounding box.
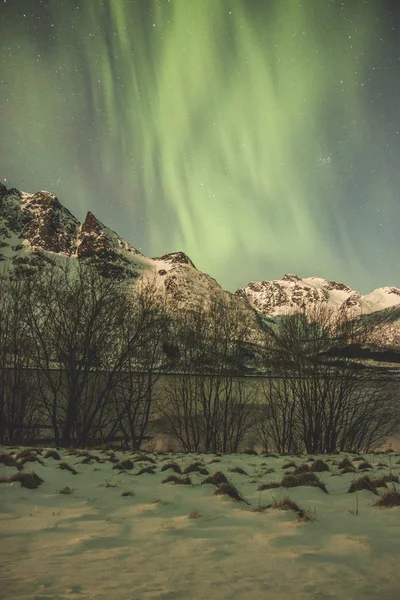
(1, 0, 399, 291)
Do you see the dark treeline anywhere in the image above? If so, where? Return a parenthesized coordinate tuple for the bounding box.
(0, 260, 399, 453)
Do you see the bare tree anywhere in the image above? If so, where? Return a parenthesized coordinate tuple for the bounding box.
(158, 296, 257, 452)
(0, 270, 44, 444)
(22, 260, 168, 447)
(258, 305, 400, 453)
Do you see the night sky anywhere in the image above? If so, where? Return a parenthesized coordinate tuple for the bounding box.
(1, 0, 400, 293)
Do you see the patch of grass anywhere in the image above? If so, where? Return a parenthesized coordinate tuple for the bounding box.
(292, 464, 311, 476)
(357, 461, 373, 470)
(228, 466, 248, 475)
(374, 490, 400, 508)
(281, 472, 328, 493)
(0, 453, 19, 468)
(282, 461, 297, 469)
(373, 474, 399, 488)
(338, 457, 353, 470)
(58, 462, 78, 475)
(162, 474, 192, 485)
(121, 490, 135, 497)
(348, 475, 378, 495)
(188, 509, 201, 519)
(310, 460, 330, 473)
(257, 481, 281, 491)
(136, 466, 156, 475)
(183, 462, 205, 474)
(112, 459, 134, 471)
(201, 471, 228, 486)
(208, 458, 221, 464)
(270, 496, 302, 512)
(58, 486, 73, 495)
(341, 466, 356, 474)
(2, 472, 45, 489)
(160, 462, 182, 474)
(213, 482, 249, 504)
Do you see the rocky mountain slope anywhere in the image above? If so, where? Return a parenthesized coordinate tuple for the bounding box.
(0, 183, 261, 343)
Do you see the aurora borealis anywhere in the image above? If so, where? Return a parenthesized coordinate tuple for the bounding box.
(1, 1, 400, 292)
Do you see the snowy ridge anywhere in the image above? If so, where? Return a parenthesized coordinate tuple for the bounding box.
(238, 273, 400, 317)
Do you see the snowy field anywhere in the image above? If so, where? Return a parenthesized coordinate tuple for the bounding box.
(1, 446, 400, 600)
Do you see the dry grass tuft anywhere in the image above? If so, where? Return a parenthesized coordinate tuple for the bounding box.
(357, 461, 373, 470)
(137, 466, 156, 475)
(270, 496, 302, 512)
(257, 481, 281, 491)
(292, 464, 311, 476)
(58, 462, 78, 475)
(373, 474, 399, 488)
(1, 471, 44, 489)
(58, 486, 73, 494)
(281, 472, 328, 493)
(213, 482, 248, 503)
(338, 457, 353, 469)
(188, 509, 202, 519)
(0, 453, 19, 468)
(348, 475, 378, 495)
(282, 461, 297, 469)
(208, 458, 221, 464)
(374, 490, 400, 508)
(112, 459, 134, 470)
(228, 466, 248, 475)
(161, 462, 182, 474)
(310, 460, 330, 473)
(162, 474, 191, 485)
(183, 462, 205, 474)
(201, 471, 228, 486)
(341, 466, 356, 474)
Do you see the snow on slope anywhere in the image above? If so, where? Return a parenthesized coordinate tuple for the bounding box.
(239, 273, 400, 317)
(1, 445, 400, 600)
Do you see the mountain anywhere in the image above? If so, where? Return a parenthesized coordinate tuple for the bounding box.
(237, 274, 400, 351)
(1, 182, 399, 354)
(238, 273, 400, 317)
(0, 183, 262, 348)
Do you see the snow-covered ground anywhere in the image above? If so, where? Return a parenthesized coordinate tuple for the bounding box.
(1, 446, 399, 600)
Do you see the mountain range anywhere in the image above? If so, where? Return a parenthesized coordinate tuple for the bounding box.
(1, 182, 399, 353)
